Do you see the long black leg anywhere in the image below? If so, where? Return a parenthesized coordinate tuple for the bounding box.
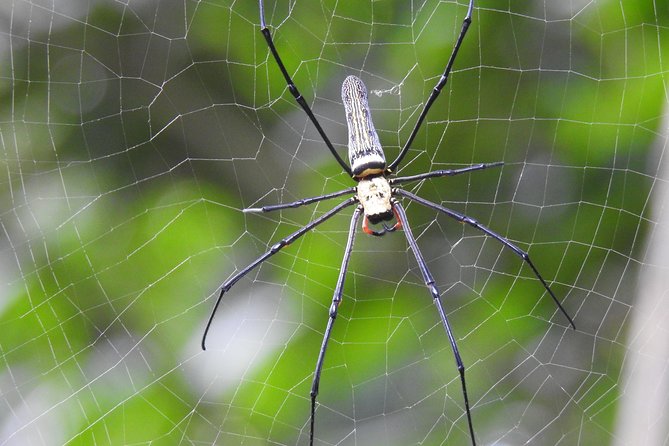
(259, 0, 353, 176)
(244, 187, 356, 213)
(394, 189, 576, 329)
(202, 197, 357, 350)
(388, 0, 475, 172)
(309, 205, 362, 445)
(393, 201, 476, 446)
(392, 161, 503, 185)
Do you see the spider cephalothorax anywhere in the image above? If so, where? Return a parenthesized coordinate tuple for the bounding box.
(202, 2, 576, 446)
(356, 175, 398, 235)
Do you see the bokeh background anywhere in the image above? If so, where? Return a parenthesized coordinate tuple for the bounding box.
(1, 0, 668, 445)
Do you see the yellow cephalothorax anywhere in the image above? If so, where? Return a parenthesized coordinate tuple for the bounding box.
(356, 176, 393, 223)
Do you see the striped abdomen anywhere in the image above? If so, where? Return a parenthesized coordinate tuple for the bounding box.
(342, 75, 386, 179)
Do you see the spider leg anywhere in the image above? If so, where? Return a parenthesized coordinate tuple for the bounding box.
(244, 187, 357, 213)
(388, 0, 475, 172)
(394, 189, 576, 329)
(201, 197, 357, 350)
(259, 0, 353, 176)
(393, 200, 477, 446)
(392, 161, 503, 185)
(309, 205, 362, 446)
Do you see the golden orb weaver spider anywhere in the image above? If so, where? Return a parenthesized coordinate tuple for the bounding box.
(202, 1, 576, 445)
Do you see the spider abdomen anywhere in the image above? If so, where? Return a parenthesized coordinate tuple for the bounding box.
(342, 75, 386, 178)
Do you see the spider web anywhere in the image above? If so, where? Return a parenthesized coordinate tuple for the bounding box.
(1, 0, 667, 444)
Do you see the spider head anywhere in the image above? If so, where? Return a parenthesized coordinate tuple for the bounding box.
(357, 175, 399, 235)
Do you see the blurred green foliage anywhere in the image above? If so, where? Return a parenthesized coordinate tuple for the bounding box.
(1, 0, 668, 445)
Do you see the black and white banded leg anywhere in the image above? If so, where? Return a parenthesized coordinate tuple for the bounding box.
(394, 189, 575, 329)
(244, 187, 357, 213)
(393, 201, 477, 445)
(388, 0, 475, 171)
(392, 161, 504, 185)
(258, 0, 352, 176)
(309, 206, 362, 445)
(201, 197, 357, 350)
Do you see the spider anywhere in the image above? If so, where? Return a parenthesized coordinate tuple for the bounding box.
(202, 1, 576, 445)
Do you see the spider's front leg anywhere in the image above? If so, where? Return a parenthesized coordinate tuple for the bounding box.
(309, 205, 363, 445)
(392, 200, 477, 445)
(394, 188, 575, 329)
(201, 197, 357, 350)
